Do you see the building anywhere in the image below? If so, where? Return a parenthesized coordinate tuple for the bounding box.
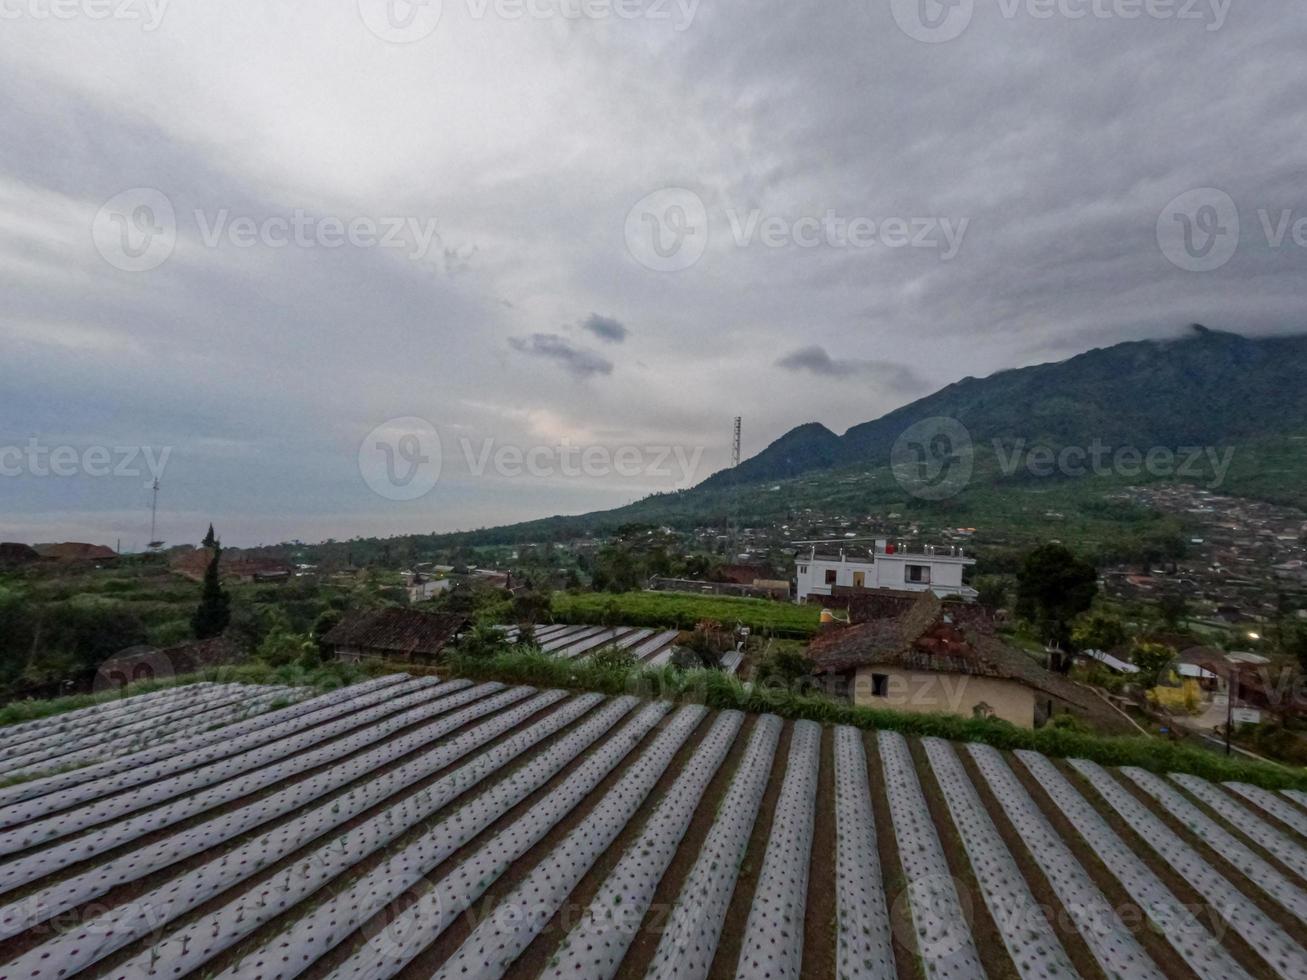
(807, 593, 1106, 729)
(321, 608, 469, 664)
(0, 543, 40, 567)
(794, 539, 976, 603)
(170, 548, 292, 584)
(33, 542, 118, 563)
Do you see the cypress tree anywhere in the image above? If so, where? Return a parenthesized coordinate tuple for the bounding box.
(192, 541, 231, 639)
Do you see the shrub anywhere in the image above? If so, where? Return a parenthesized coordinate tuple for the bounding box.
(436, 647, 1307, 792)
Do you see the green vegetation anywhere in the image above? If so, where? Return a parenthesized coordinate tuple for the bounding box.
(192, 543, 232, 639)
(549, 590, 819, 637)
(1015, 543, 1099, 651)
(441, 646, 1307, 791)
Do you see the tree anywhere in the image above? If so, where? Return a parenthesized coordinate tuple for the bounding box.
(973, 575, 1009, 611)
(511, 589, 552, 625)
(192, 543, 231, 639)
(1131, 641, 1177, 690)
(1071, 609, 1129, 653)
(1283, 625, 1307, 674)
(1015, 544, 1098, 653)
(201, 524, 216, 549)
(1157, 593, 1189, 630)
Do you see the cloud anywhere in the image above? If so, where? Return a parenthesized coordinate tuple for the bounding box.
(776, 346, 926, 392)
(508, 333, 614, 378)
(581, 313, 629, 343)
(2, 3, 1306, 545)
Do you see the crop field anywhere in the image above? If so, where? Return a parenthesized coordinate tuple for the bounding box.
(549, 591, 821, 638)
(1, 678, 1306, 979)
(498, 624, 742, 675)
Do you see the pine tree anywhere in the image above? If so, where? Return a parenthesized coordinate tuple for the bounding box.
(202, 524, 216, 548)
(192, 542, 231, 639)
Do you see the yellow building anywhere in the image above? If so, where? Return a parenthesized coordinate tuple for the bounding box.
(808, 593, 1104, 729)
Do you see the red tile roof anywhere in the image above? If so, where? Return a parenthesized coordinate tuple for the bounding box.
(321, 608, 469, 658)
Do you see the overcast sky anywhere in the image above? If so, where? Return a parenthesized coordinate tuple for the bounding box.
(2, 0, 1305, 548)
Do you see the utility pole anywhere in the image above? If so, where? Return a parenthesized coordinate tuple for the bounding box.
(731, 417, 742, 469)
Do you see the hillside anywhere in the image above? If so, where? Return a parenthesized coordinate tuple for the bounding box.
(389, 326, 1307, 550)
(705, 325, 1307, 488)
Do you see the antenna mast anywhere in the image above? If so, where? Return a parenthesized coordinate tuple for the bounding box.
(731, 417, 742, 468)
(148, 479, 161, 552)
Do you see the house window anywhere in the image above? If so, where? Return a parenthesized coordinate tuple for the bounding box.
(871, 673, 890, 697)
(798, 565, 808, 574)
(825, 569, 838, 585)
(905, 564, 931, 584)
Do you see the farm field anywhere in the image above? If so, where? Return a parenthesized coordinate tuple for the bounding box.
(550, 590, 821, 637)
(498, 624, 743, 675)
(0, 678, 1305, 979)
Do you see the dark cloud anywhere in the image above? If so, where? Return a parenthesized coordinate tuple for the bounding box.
(776, 346, 926, 392)
(581, 314, 629, 343)
(508, 333, 614, 378)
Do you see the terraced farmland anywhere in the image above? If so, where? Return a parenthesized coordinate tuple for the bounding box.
(1, 678, 1306, 979)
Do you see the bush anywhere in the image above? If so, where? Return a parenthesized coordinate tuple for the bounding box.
(436, 647, 1307, 792)
(753, 646, 812, 686)
(587, 645, 638, 672)
(456, 623, 511, 658)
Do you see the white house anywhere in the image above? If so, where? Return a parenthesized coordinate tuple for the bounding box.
(794, 540, 976, 602)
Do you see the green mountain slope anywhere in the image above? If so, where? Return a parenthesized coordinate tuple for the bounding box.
(705, 325, 1307, 488)
(297, 326, 1307, 555)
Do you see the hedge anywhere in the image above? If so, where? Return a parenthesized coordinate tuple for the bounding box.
(441, 648, 1307, 792)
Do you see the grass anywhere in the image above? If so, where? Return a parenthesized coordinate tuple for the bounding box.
(549, 590, 821, 637)
(439, 647, 1307, 792)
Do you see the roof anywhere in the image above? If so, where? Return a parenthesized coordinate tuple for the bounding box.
(33, 542, 117, 561)
(1081, 648, 1139, 673)
(716, 563, 769, 585)
(321, 608, 469, 657)
(169, 548, 292, 582)
(0, 543, 40, 564)
(809, 593, 1098, 710)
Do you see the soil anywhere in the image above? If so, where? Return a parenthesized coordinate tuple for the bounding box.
(703, 721, 793, 980)
(610, 714, 762, 980)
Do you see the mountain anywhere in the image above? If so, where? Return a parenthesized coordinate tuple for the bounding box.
(703, 325, 1307, 487)
(263, 325, 1307, 557)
